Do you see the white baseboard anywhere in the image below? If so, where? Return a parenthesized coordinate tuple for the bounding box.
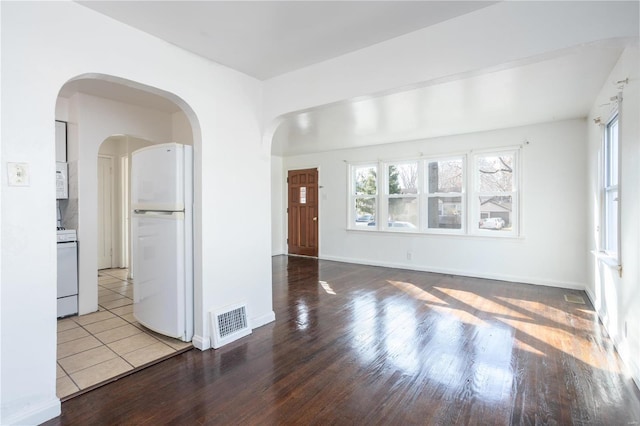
(630, 359, 640, 391)
(191, 334, 211, 351)
(320, 255, 587, 291)
(1, 397, 60, 426)
(584, 288, 597, 309)
(251, 310, 276, 329)
(583, 287, 640, 391)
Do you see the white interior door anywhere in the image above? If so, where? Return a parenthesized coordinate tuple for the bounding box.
(98, 156, 113, 269)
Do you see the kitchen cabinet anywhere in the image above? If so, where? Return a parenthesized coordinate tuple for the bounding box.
(55, 120, 67, 162)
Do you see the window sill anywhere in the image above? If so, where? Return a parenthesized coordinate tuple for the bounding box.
(346, 227, 524, 240)
(591, 250, 620, 269)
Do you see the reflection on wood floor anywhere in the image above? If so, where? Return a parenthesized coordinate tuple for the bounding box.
(47, 256, 640, 425)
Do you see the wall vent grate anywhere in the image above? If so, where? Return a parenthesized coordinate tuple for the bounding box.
(211, 303, 252, 349)
(564, 294, 586, 305)
(217, 306, 248, 338)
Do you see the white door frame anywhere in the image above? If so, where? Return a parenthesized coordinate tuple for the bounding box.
(98, 155, 114, 269)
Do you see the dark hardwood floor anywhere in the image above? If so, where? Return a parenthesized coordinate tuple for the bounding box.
(45, 255, 640, 425)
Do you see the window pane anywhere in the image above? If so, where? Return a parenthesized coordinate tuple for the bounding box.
(354, 197, 376, 228)
(427, 196, 462, 229)
(354, 166, 377, 195)
(478, 196, 512, 231)
(605, 189, 618, 252)
(387, 197, 418, 229)
(388, 163, 418, 195)
(427, 159, 463, 193)
(477, 155, 514, 192)
(607, 117, 619, 186)
(300, 187, 307, 204)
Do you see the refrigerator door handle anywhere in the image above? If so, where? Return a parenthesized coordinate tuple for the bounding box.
(133, 210, 185, 219)
(134, 209, 177, 215)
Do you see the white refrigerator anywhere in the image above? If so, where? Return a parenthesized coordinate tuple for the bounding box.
(131, 143, 193, 342)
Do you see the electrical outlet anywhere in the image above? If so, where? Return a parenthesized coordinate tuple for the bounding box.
(406, 251, 413, 261)
(7, 162, 30, 186)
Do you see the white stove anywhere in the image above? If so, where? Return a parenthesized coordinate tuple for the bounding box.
(57, 228, 78, 317)
(56, 228, 77, 243)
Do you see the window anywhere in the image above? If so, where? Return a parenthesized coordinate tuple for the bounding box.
(603, 113, 619, 255)
(472, 151, 518, 235)
(348, 147, 520, 237)
(426, 157, 464, 231)
(384, 162, 419, 230)
(351, 164, 377, 228)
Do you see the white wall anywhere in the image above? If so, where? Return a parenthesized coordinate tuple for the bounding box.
(0, 2, 273, 424)
(279, 119, 589, 288)
(172, 110, 194, 145)
(586, 46, 640, 386)
(271, 155, 285, 255)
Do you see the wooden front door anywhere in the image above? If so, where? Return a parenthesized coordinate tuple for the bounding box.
(288, 168, 318, 257)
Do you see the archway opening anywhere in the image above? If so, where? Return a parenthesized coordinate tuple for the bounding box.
(55, 74, 200, 400)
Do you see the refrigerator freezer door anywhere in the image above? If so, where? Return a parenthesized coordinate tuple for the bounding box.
(131, 143, 185, 211)
(132, 211, 186, 339)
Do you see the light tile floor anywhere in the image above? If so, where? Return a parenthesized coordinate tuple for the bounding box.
(56, 268, 192, 400)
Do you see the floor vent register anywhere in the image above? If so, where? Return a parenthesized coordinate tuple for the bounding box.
(211, 303, 252, 348)
(564, 294, 586, 305)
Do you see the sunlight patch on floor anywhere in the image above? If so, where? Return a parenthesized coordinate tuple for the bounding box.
(319, 280, 336, 295)
(387, 280, 447, 306)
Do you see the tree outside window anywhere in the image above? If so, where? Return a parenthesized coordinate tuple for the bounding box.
(353, 165, 377, 227)
(474, 153, 516, 233)
(387, 162, 418, 229)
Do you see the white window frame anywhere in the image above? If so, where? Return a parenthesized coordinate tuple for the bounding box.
(349, 163, 379, 231)
(602, 112, 620, 258)
(471, 149, 519, 237)
(346, 146, 521, 238)
(423, 155, 466, 234)
(381, 160, 420, 232)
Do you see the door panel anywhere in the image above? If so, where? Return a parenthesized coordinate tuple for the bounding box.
(288, 168, 318, 257)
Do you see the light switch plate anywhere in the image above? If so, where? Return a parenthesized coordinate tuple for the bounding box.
(7, 162, 30, 186)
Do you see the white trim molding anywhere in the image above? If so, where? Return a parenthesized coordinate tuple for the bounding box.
(320, 254, 587, 291)
(251, 310, 276, 329)
(191, 334, 211, 351)
(1, 397, 60, 426)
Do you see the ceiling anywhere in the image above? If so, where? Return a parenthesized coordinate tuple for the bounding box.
(78, 1, 497, 80)
(68, 1, 629, 156)
(272, 43, 625, 155)
(59, 78, 182, 113)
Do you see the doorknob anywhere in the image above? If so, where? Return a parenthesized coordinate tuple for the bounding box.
(313, 217, 317, 221)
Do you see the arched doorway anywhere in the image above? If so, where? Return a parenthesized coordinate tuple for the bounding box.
(55, 74, 199, 399)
